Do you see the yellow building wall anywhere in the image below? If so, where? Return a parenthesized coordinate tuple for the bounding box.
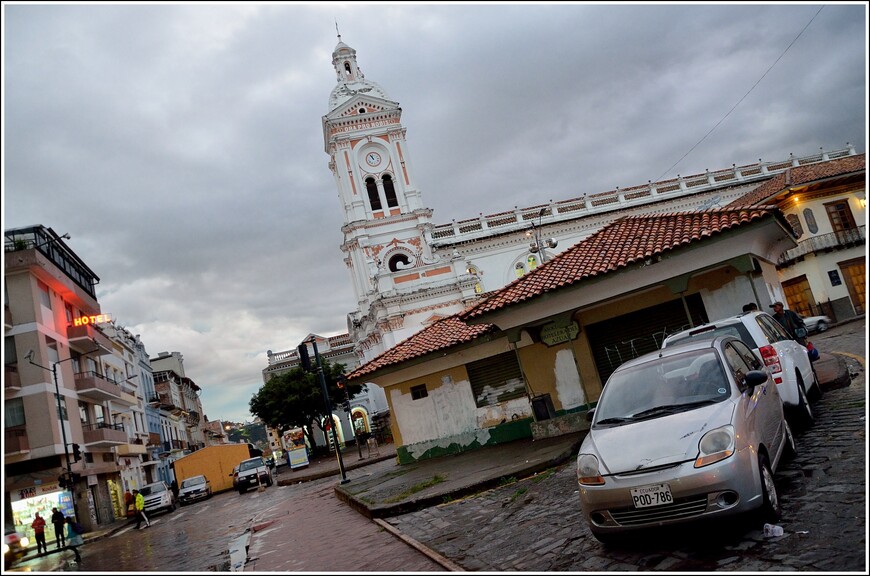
(172, 443, 250, 494)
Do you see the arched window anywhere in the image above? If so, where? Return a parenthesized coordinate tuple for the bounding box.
(388, 253, 412, 272)
(527, 255, 538, 270)
(515, 262, 526, 278)
(365, 178, 382, 211)
(382, 175, 398, 208)
(344, 62, 351, 75)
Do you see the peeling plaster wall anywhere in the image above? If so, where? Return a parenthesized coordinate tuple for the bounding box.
(390, 375, 477, 445)
(476, 396, 533, 428)
(554, 348, 585, 409)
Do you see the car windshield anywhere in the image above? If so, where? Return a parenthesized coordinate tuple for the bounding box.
(140, 484, 163, 495)
(181, 477, 205, 488)
(666, 323, 755, 348)
(594, 349, 729, 427)
(239, 459, 262, 472)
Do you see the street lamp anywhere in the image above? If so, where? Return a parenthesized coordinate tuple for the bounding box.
(525, 208, 558, 263)
(24, 347, 96, 519)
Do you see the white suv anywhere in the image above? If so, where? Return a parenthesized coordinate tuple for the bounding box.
(662, 311, 819, 428)
(140, 481, 177, 515)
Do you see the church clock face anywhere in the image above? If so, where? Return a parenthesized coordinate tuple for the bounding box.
(365, 152, 382, 168)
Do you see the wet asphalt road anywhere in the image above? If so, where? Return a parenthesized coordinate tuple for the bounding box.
(385, 320, 867, 571)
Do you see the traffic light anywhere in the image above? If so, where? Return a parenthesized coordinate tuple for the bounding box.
(71, 443, 82, 462)
(297, 343, 312, 372)
(58, 475, 68, 489)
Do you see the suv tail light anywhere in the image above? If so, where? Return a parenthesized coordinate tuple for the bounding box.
(759, 345, 783, 384)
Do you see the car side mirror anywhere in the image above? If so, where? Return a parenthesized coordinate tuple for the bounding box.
(585, 409, 595, 423)
(742, 370, 768, 392)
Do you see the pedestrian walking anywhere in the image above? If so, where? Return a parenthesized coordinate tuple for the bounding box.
(64, 516, 84, 563)
(133, 489, 150, 529)
(31, 512, 47, 555)
(770, 301, 808, 345)
(50, 507, 66, 549)
(170, 479, 180, 501)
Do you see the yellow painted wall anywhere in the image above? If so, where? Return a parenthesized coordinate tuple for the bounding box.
(172, 444, 251, 494)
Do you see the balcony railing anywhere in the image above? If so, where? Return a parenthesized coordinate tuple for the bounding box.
(429, 146, 858, 246)
(779, 225, 865, 266)
(5, 365, 21, 390)
(4, 427, 29, 455)
(74, 371, 121, 401)
(82, 421, 127, 446)
(147, 432, 162, 447)
(117, 437, 148, 456)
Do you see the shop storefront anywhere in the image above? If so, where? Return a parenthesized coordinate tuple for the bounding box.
(9, 482, 74, 547)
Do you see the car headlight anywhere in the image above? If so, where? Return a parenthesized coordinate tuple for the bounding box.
(4, 543, 10, 555)
(695, 424, 735, 468)
(576, 453, 605, 485)
(19, 536, 29, 548)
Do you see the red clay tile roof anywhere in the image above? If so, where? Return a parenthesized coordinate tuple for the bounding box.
(345, 314, 496, 381)
(727, 154, 865, 207)
(348, 206, 782, 381)
(462, 206, 781, 320)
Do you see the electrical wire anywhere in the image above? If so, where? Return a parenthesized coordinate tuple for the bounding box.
(654, 6, 825, 182)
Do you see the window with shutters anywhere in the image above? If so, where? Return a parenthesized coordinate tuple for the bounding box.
(466, 351, 526, 408)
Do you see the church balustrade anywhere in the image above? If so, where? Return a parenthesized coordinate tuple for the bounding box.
(429, 146, 856, 246)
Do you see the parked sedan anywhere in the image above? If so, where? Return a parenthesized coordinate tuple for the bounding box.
(804, 315, 832, 333)
(178, 475, 212, 505)
(576, 336, 795, 544)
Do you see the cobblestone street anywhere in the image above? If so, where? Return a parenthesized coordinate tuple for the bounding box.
(386, 321, 866, 572)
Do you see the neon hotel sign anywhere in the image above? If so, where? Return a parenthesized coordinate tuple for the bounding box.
(71, 314, 111, 327)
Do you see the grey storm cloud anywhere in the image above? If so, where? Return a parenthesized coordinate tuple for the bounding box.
(3, 2, 866, 422)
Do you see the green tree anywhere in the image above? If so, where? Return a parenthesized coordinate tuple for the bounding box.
(248, 359, 358, 454)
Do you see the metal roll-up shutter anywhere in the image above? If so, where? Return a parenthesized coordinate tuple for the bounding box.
(586, 294, 707, 386)
(466, 351, 526, 408)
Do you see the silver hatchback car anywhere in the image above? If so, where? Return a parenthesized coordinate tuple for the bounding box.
(577, 336, 795, 543)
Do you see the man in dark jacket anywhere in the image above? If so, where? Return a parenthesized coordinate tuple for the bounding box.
(50, 507, 66, 549)
(770, 301, 808, 345)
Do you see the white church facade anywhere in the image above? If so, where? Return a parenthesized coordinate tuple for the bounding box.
(263, 37, 863, 458)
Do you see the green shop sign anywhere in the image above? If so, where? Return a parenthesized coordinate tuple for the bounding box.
(540, 321, 579, 346)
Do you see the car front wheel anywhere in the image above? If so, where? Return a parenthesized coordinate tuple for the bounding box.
(816, 321, 828, 332)
(757, 453, 781, 522)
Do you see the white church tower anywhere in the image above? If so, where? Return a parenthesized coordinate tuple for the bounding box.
(323, 36, 480, 363)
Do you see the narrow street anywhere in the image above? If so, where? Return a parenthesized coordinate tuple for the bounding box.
(9, 320, 864, 573)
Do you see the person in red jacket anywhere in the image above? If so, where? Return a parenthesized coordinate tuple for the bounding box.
(31, 512, 47, 555)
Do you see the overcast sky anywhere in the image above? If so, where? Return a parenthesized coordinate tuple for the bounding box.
(3, 2, 867, 423)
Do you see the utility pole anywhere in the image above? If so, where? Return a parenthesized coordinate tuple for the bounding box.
(299, 338, 349, 484)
